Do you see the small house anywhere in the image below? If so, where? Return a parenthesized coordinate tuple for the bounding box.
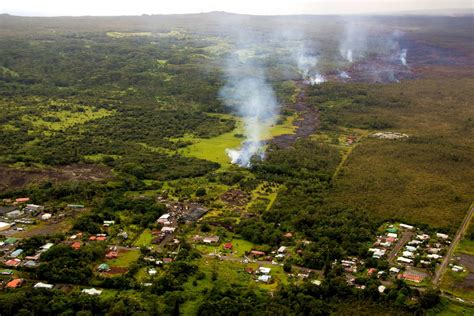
(71, 242, 81, 250)
(398, 272, 424, 283)
(400, 223, 414, 230)
(202, 236, 219, 244)
(397, 257, 413, 264)
(389, 267, 400, 274)
(40, 243, 54, 251)
(82, 288, 102, 295)
(0, 222, 12, 231)
(258, 267, 271, 274)
(157, 214, 171, 225)
(277, 246, 287, 253)
(105, 251, 118, 259)
(5, 259, 21, 267)
(257, 275, 271, 283)
(15, 198, 30, 203)
(223, 242, 233, 250)
(161, 227, 176, 234)
(103, 220, 115, 227)
(6, 278, 23, 288)
(41, 213, 52, 220)
(97, 263, 110, 272)
(0, 269, 13, 275)
(25, 204, 44, 213)
(436, 233, 449, 240)
(10, 249, 23, 258)
(34, 282, 53, 289)
(250, 250, 266, 257)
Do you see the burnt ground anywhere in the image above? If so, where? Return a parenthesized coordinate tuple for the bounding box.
(220, 189, 251, 207)
(456, 254, 474, 290)
(270, 82, 319, 149)
(328, 36, 473, 84)
(0, 163, 113, 193)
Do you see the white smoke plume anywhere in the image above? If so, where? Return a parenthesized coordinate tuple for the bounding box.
(339, 19, 368, 63)
(400, 48, 408, 66)
(220, 44, 279, 167)
(292, 42, 326, 85)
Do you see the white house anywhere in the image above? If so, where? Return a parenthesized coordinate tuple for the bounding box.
(417, 234, 430, 241)
(161, 227, 176, 234)
(258, 267, 271, 274)
(277, 246, 287, 253)
(427, 254, 441, 260)
(400, 223, 414, 230)
(436, 233, 449, 240)
(387, 233, 398, 238)
(258, 275, 271, 283)
(34, 282, 53, 289)
(82, 288, 102, 295)
(397, 257, 413, 264)
(157, 214, 171, 225)
(389, 267, 400, 274)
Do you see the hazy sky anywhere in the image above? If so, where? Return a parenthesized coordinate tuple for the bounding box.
(1, 0, 472, 16)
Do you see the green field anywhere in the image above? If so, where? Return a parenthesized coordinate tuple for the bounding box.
(178, 114, 297, 169)
(107, 249, 140, 268)
(133, 229, 153, 247)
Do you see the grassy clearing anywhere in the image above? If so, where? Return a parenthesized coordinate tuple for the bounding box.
(178, 114, 297, 169)
(133, 229, 152, 247)
(107, 249, 140, 268)
(440, 269, 474, 301)
(24, 105, 113, 132)
(427, 298, 474, 316)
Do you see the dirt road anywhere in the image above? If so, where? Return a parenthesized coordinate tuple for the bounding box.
(388, 230, 415, 263)
(433, 205, 474, 285)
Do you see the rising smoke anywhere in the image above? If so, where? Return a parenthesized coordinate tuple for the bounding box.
(339, 19, 368, 63)
(292, 42, 326, 85)
(220, 38, 279, 167)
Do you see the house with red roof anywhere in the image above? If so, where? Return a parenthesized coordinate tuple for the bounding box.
(6, 278, 23, 288)
(71, 242, 81, 250)
(398, 272, 425, 283)
(5, 259, 21, 267)
(223, 242, 233, 250)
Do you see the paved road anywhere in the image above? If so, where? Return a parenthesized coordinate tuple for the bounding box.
(433, 205, 474, 285)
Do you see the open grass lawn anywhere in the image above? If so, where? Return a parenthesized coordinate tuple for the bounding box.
(179, 114, 297, 169)
(107, 249, 140, 268)
(24, 104, 114, 133)
(325, 78, 474, 230)
(133, 229, 152, 247)
(427, 298, 474, 316)
(440, 270, 474, 302)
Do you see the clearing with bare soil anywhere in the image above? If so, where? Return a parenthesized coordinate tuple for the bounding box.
(0, 163, 112, 192)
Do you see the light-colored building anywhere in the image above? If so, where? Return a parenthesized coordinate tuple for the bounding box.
(397, 257, 413, 264)
(0, 222, 12, 231)
(34, 282, 54, 289)
(82, 288, 102, 295)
